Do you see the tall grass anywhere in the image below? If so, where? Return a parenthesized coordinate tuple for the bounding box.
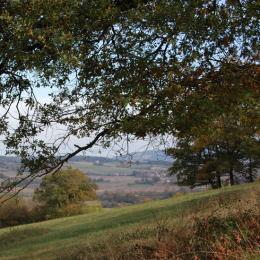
(58, 186, 260, 259)
(0, 183, 259, 259)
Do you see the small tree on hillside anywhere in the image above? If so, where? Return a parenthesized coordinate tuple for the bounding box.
(33, 168, 97, 219)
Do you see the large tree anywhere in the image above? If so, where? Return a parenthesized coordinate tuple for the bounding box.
(0, 0, 259, 201)
(167, 104, 260, 188)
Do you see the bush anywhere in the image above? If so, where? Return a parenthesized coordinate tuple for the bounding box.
(0, 197, 31, 227)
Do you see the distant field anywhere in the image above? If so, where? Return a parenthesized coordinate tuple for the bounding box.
(1, 160, 179, 198)
(70, 161, 135, 175)
(70, 161, 169, 176)
(70, 161, 179, 194)
(0, 182, 259, 259)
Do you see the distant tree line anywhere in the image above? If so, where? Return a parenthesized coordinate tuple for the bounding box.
(99, 190, 175, 208)
(133, 176, 160, 185)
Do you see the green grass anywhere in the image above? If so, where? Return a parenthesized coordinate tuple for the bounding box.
(0, 182, 259, 259)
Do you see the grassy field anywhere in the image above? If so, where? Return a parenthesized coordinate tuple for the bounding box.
(70, 161, 143, 176)
(0, 182, 259, 259)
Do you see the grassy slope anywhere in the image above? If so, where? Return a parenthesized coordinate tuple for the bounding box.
(0, 182, 259, 260)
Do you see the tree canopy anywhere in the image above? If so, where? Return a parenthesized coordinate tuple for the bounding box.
(167, 100, 260, 188)
(0, 0, 259, 200)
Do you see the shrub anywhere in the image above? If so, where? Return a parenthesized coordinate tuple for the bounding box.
(0, 197, 31, 227)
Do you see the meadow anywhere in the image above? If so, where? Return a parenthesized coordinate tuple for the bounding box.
(0, 182, 259, 259)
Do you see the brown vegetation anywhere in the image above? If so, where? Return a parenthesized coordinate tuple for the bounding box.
(0, 197, 31, 227)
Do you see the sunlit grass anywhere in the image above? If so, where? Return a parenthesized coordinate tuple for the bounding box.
(0, 181, 259, 259)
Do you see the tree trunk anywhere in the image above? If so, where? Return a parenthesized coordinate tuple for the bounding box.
(216, 171, 222, 188)
(209, 178, 214, 189)
(248, 158, 254, 182)
(229, 168, 234, 186)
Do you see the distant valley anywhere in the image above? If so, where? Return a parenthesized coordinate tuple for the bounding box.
(0, 151, 188, 207)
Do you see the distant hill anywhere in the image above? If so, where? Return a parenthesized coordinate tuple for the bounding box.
(115, 150, 173, 163)
(0, 172, 7, 180)
(69, 155, 116, 163)
(0, 151, 173, 166)
(0, 156, 20, 174)
(0, 156, 20, 164)
(69, 150, 173, 164)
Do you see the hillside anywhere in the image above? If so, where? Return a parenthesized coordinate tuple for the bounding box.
(0, 182, 259, 260)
